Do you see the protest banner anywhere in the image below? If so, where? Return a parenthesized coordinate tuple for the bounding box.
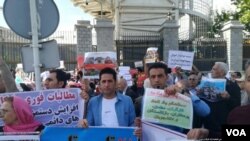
(142, 88, 193, 129)
(167, 50, 194, 70)
(142, 121, 187, 141)
(40, 126, 137, 141)
(0, 132, 40, 141)
(0, 88, 84, 127)
(197, 77, 226, 102)
(83, 52, 117, 79)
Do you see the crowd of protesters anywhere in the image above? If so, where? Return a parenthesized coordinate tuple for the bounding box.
(1, 55, 250, 140)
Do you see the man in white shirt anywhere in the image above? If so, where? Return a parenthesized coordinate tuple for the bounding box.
(80, 67, 136, 127)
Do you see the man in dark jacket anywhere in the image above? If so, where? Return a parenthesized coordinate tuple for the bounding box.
(117, 78, 139, 103)
(187, 62, 241, 139)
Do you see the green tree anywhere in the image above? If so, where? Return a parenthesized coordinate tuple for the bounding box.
(235, 0, 250, 31)
(212, 10, 232, 34)
(212, 0, 250, 34)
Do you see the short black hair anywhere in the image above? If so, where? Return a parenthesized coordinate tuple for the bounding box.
(49, 69, 71, 88)
(99, 67, 117, 81)
(148, 62, 168, 76)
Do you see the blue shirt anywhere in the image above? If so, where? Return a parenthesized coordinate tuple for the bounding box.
(86, 93, 136, 127)
(189, 89, 210, 117)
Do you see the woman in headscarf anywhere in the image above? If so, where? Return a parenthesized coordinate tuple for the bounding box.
(0, 96, 44, 132)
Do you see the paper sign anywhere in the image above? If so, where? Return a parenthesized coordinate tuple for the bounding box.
(168, 50, 194, 70)
(0, 88, 84, 127)
(118, 66, 133, 86)
(119, 66, 130, 71)
(197, 77, 226, 102)
(142, 121, 187, 141)
(142, 88, 193, 129)
(134, 61, 143, 68)
(83, 52, 117, 79)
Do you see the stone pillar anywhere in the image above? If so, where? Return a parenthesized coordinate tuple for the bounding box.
(94, 19, 115, 51)
(75, 20, 92, 56)
(159, 20, 180, 62)
(0, 29, 3, 56)
(221, 20, 244, 71)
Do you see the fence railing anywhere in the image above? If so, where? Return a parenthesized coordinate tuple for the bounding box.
(179, 38, 227, 71)
(116, 33, 163, 68)
(0, 29, 77, 71)
(243, 38, 250, 69)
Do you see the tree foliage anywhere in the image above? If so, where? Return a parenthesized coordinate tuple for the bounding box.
(212, 10, 232, 34)
(235, 0, 250, 31)
(212, 0, 250, 34)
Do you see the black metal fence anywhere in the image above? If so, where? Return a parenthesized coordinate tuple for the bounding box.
(0, 29, 77, 70)
(116, 33, 228, 71)
(243, 38, 250, 69)
(2, 28, 250, 73)
(116, 33, 163, 68)
(179, 38, 227, 71)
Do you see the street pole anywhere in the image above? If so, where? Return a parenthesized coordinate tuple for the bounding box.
(29, 0, 42, 90)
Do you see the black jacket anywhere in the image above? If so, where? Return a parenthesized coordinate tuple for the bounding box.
(203, 78, 241, 138)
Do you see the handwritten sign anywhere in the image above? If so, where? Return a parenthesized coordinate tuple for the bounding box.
(118, 66, 133, 86)
(40, 126, 137, 141)
(134, 61, 143, 68)
(167, 50, 194, 70)
(83, 52, 117, 79)
(142, 88, 193, 129)
(197, 77, 226, 102)
(0, 88, 84, 127)
(142, 121, 187, 141)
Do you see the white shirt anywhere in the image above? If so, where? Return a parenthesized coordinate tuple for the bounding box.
(101, 97, 119, 127)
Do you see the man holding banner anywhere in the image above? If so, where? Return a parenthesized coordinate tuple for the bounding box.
(79, 67, 136, 127)
(134, 62, 211, 140)
(187, 62, 241, 140)
(44, 69, 89, 102)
